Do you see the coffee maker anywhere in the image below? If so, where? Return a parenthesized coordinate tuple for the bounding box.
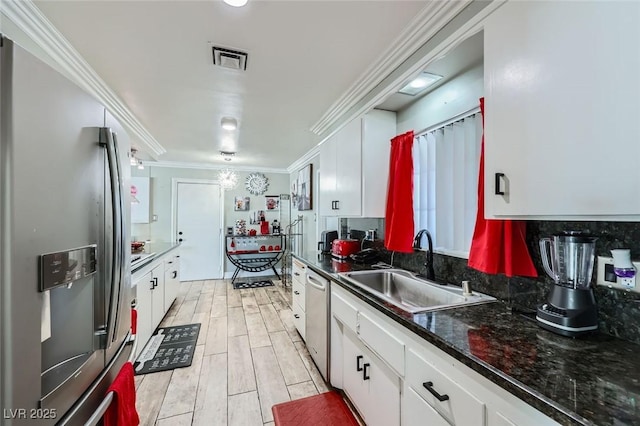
(537, 231, 598, 337)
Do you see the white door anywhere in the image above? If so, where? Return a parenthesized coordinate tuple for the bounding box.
(175, 181, 223, 281)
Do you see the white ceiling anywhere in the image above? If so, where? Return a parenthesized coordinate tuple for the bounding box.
(33, 0, 430, 170)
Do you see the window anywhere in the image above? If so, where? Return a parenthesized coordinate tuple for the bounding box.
(412, 111, 482, 257)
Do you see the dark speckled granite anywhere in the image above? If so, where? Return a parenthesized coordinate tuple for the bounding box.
(296, 254, 640, 426)
(380, 221, 640, 345)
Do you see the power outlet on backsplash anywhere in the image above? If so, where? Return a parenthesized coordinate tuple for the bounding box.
(596, 256, 640, 293)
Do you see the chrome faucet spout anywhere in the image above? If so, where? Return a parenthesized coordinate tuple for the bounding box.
(413, 229, 435, 281)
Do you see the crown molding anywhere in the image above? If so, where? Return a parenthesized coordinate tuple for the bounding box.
(286, 145, 320, 174)
(1, 0, 165, 156)
(310, 0, 473, 137)
(147, 160, 288, 174)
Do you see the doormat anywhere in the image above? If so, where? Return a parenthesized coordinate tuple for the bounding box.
(233, 279, 274, 290)
(272, 391, 360, 426)
(133, 323, 200, 375)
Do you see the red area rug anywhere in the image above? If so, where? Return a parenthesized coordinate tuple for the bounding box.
(272, 391, 360, 426)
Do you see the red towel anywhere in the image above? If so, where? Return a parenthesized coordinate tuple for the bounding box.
(131, 308, 137, 335)
(104, 361, 140, 426)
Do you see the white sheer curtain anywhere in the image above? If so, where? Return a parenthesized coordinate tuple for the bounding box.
(413, 112, 482, 255)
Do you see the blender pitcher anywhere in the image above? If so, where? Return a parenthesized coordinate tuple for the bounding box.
(539, 231, 597, 288)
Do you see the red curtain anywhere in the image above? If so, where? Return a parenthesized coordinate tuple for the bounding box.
(384, 131, 415, 253)
(468, 98, 537, 277)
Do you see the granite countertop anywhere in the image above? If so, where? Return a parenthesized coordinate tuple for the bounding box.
(131, 242, 180, 273)
(295, 254, 640, 426)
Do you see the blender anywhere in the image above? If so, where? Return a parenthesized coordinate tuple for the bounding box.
(537, 231, 598, 337)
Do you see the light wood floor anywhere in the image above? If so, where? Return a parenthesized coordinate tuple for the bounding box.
(134, 278, 329, 426)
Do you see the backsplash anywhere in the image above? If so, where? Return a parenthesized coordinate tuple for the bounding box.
(380, 221, 640, 345)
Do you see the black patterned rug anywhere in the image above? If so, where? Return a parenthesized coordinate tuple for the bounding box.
(233, 279, 274, 290)
(134, 323, 200, 375)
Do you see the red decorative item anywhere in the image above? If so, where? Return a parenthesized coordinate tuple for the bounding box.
(130, 308, 137, 335)
(467, 98, 537, 277)
(103, 362, 140, 426)
(261, 221, 270, 235)
(384, 130, 415, 253)
(272, 391, 359, 426)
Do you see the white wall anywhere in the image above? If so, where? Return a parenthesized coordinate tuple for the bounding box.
(396, 63, 483, 135)
(289, 155, 320, 259)
(131, 166, 289, 274)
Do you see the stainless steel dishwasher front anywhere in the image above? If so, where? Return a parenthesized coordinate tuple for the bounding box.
(305, 268, 330, 381)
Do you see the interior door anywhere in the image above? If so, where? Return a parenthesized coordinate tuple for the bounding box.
(176, 181, 223, 281)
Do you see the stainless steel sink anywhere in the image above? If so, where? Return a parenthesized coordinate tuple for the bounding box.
(338, 269, 496, 314)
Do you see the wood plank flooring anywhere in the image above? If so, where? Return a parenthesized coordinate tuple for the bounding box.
(135, 278, 329, 425)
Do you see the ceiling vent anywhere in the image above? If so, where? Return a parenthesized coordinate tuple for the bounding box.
(212, 46, 248, 71)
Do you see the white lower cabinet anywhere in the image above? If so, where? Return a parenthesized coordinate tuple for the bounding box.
(405, 348, 485, 426)
(291, 259, 307, 340)
(342, 329, 400, 426)
(133, 248, 180, 356)
(403, 387, 450, 426)
(330, 284, 559, 426)
(164, 253, 180, 312)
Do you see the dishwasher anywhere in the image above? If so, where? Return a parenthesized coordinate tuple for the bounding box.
(305, 268, 330, 381)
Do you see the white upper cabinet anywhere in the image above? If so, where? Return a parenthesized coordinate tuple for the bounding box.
(484, 1, 640, 219)
(319, 109, 396, 217)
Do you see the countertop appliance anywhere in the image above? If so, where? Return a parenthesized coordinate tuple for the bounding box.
(537, 231, 598, 337)
(0, 36, 133, 425)
(305, 268, 330, 381)
(331, 239, 361, 260)
(318, 230, 338, 254)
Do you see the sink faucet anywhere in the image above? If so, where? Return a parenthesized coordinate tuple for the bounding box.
(413, 229, 435, 281)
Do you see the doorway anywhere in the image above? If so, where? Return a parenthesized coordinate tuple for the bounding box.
(172, 179, 224, 281)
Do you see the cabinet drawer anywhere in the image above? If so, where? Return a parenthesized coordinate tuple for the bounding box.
(406, 348, 485, 426)
(292, 302, 305, 341)
(402, 386, 450, 426)
(358, 311, 405, 375)
(292, 259, 307, 282)
(331, 288, 358, 333)
(292, 280, 305, 311)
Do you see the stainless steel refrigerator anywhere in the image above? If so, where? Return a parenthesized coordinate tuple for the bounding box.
(0, 35, 133, 425)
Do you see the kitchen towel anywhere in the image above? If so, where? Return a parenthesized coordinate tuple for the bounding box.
(467, 98, 537, 277)
(384, 130, 415, 253)
(104, 361, 140, 426)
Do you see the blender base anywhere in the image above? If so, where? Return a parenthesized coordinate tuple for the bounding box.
(536, 286, 598, 337)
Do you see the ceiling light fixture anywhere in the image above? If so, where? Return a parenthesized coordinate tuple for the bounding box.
(221, 117, 238, 130)
(223, 0, 248, 7)
(398, 71, 443, 96)
(220, 151, 235, 162)
(137, 159, 144, 170)
(217, 168, 238, 190)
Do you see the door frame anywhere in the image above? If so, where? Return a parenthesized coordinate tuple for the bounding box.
(171, 178, 225, 279)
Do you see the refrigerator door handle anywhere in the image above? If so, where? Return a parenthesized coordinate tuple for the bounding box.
(100, 127, 124, 346)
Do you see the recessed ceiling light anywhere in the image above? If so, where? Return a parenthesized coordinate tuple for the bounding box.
(223, 0, 248, 7)
(398, 71, 443, 96)
(221, 117, 238, 130)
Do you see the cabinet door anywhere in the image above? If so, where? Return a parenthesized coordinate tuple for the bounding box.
(135, 271, 154, 356)
(484, 1, 640, 219)
(151, 265, 165, 329)
(342, 329, 367, 417)
(335, 118, 362, 216)
(319, 133, 338, 216)
(164, 256, 179, 312)
(361, 110, 396, 217)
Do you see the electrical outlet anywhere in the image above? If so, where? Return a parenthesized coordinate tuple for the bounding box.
(596, 256, 640, 293)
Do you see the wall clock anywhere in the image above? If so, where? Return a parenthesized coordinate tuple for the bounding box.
(245, 172, 269, 195)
